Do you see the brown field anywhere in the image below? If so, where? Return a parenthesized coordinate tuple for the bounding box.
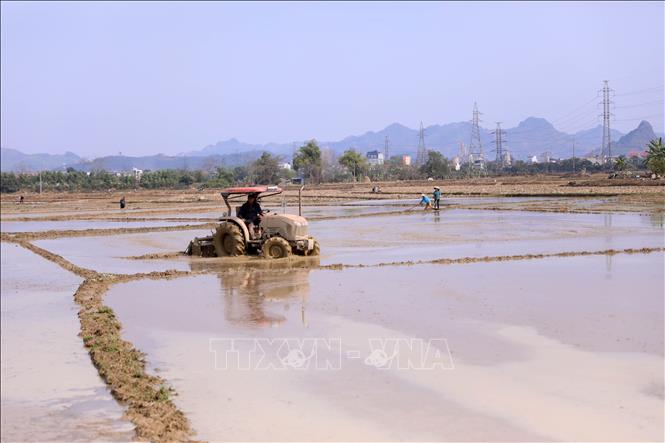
(1, 174, 663, 442)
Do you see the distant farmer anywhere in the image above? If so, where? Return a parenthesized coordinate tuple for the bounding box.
(119, 196, 126, 209)
(419, 193, 431, 210)
(432, 186, 441, 210)
(19, 195, 24, 204)
(238, 192, 264, 227)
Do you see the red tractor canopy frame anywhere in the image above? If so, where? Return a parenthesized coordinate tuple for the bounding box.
(219, 186, 283, 215)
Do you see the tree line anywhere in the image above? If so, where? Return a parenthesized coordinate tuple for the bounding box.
(2, 138, 663, 193)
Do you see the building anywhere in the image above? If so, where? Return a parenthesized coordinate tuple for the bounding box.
(502, 151, 512, 167)
(402, 155, 412, 166)
(279, 162, 292, 170)
(366, 150, 384, 166)
(132, 168, 143, 181)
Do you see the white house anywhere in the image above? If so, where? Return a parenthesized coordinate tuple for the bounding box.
(132, 168, 143, 181)
(366, 150, 384, 166)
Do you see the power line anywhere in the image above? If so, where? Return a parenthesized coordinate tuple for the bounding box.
(415, 122, 427, 167)
(469, 102, 485, 172)
(551, 95, 599, 124)
(614, 85, 664, 97)
(599, 80, 614, 163)
(614, 99, 664, 109)
(384, 136, 390, 160)
(614, 113, 664, 122)
(491, 122, 507, 168)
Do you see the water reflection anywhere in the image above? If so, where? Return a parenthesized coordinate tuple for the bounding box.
(649, 212, 664, 229)
(190, 257, 318, 328)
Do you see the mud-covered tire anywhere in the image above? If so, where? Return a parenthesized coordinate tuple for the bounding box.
(306, 240, 320, 256)
(213, 223, 245, 257)
(262, 236, 291, 259)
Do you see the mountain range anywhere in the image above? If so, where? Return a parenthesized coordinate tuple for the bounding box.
(2, 118, 661, 172)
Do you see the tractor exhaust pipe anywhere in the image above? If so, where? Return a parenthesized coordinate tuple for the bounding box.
(299, 185, 304, 216)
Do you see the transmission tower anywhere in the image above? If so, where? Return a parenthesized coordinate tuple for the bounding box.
(599, 80, 614, 164)
(384, 136, 391, 161)
(492, 122, 507, 168)
(469, 102, 485, 171)
(415, 121, 427, 166)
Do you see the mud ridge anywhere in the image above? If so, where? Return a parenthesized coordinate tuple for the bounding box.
(320, 247, 665, 269)
(1, 223, 216, 241)
(124, 251, 187, 260)
(2, 238, 197, 442)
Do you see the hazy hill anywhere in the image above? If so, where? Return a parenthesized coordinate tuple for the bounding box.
(189, 117, 627, 161)
(73, 151, 263, 172)
(1, 148, 81, 172)
(6, 117, 664, 173)
(187, 138, 292, 157)
(612, 121, 657, 156)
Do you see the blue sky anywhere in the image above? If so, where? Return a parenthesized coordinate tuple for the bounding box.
(1, 1, 663, 156)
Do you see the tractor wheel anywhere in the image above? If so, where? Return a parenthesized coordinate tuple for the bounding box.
(306, 240, 320, 256)
(213, 223, 245, 257)
(262, 236, 292, 259)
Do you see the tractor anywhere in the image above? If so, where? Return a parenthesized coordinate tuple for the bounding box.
(186, 186, 320, 259)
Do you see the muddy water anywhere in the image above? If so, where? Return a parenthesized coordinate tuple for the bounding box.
(129, 205, 409, 220)
(106, 253, 664, 441)
(310, 209, 664, 265)
(32, 209, 664, 274)
(1, 243, 134, 442)
(33, 229, 210, 274)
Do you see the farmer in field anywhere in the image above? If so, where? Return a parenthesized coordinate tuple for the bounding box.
(432, 186, 441, 210)
(238, 192, 264, 227)
(119, 196, 126, 209)
(419, 193, 431, 210)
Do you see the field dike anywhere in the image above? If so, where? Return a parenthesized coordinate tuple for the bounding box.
(4, 237, 196, 442)
(318, 247, 665, 269)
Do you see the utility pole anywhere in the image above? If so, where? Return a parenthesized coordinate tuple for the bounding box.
(469, 102, 485, 173)
(415, 122, 427, 167)
(599, 80, 614, 165)
(572, 136, 576, 173)
(491, 122, 507, 170)
(384, 136, 390, 161)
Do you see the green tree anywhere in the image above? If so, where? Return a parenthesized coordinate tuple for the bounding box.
(250, 152, 282, 184)
(233, 166, 249, 183)
(203, 167, 234, 188)
(0, 173, 20, 193)
(385, 156, 421, 180)
(178, 173, 194, 187)
(292, 140, 322, 183)
(420, 150, 450, 178)
(645, 138, 665, 175)
(338, 149, 368, 181)
(614, 156, 627, 171)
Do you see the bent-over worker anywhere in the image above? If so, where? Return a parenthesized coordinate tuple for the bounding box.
(419, 193, 431, 210)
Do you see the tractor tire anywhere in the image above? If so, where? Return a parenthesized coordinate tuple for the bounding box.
(306, 240, 320, 256)
(262, 236, 292, 259)
(213, 223, 245, 257)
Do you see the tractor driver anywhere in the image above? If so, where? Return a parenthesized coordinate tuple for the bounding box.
(238, 193, 264, 228)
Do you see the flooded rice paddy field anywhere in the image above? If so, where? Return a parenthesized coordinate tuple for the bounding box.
(1, 243, 133, 442)
(1, 193, 664, 442)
